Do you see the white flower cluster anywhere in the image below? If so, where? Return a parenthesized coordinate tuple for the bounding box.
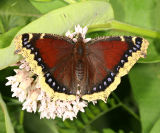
(6, 25, 92, 121)
(65, 24, 91, 43)
(6, 60, 88, 120)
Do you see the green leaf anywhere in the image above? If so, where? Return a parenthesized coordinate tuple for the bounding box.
(129, 63, 160, 133)
(150, 118, 160, 133)
(0, 26, 22, 48)
(0, 0, 41, 32)
(24, 113, 59, 133)
(16, 1, 113, 34)
(0, 17, 5, 33)
(0, 1, 114, 70)
(139, 39, 160, 63)
(0, 0, 41, 17)
(103, 129, 115, 133)
(29, 0, 67, 13)
(109, 0, 160, 63)
(57, 99, 121, 132)
(0, 43, 21, 70)
(31, 0, 54, 2)
(110, 0, 160, 30)
(88, 24, 160, 63)
(0, 93, 15, 133)
(59, 129, 78, 133)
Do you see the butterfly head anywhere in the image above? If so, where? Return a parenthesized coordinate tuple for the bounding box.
(75, 33, 84, 43)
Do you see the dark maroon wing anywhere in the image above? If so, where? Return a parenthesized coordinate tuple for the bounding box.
(21, 33, 76, 94)
(82, 36, 142, 94)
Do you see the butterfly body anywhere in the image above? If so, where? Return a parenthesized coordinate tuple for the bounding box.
(14, 33, 149, 101)
(73, 35, 86, 82)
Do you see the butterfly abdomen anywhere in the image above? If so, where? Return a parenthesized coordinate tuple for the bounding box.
(75, 60, 84, 81)
(73, 40, 87, 82)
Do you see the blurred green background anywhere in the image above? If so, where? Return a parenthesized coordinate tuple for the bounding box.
(0, 0, 160, 133)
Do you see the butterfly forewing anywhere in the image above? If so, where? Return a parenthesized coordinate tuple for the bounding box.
(19, 33, 78, 94)
(34, 34, 74, 69)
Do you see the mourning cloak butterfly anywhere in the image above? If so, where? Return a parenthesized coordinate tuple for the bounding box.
(14, 33, 149, 101)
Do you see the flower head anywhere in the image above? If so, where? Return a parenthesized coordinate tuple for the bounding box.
(65, 24, 91, 43)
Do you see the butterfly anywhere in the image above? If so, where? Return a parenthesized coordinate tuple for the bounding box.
(14, 33, 149, 101)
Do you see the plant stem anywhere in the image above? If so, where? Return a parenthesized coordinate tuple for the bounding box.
(84, 103, 121, 129)
(112, 93, 140, 121)
(2, 96, 21, 105)
(83, 93, 140, 130)
(19, 110, 24, 125)
(63, 0, 77, 4)
(120, 103, 140, 121)
(44, 119, 59, 133)
(0, 19, 5, 33)
(88, 20, 160, 38)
